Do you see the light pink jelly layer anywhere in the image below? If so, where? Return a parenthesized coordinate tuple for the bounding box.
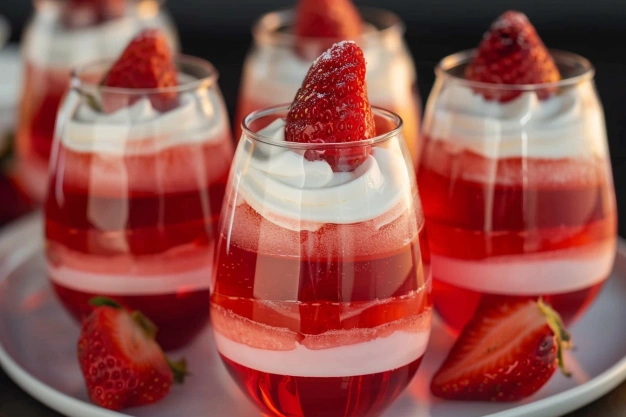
(432, 238, 616, 295)
(47, 241, 213, 295)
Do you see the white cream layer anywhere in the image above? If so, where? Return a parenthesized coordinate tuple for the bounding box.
(426, 83, 608, 159)
(432, 240, 616, 295)
(48, 262, 212, 295)
(215, 329, 429, 377)
(235, 119, 412, 231)
(24, 4, 177, 67)
(61, 86, 228, 155)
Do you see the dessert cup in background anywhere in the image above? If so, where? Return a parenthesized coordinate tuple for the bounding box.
(45, 52, 233, 350)
(16, 0, 179, 203)
(235, 5, 422, 165)
(419, 44, 617, 332)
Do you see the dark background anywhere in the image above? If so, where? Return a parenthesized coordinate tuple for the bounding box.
(2, 1, 625, 236)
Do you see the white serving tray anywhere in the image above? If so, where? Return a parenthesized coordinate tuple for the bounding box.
(1, 214, 625, 417)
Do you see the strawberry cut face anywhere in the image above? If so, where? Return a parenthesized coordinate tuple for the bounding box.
(465, 11, 561, 102)
(431, 299, 571, 402)
(285, 41, 376, 172)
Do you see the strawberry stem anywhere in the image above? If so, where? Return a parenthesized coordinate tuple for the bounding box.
(89, 297, 122, 309)
(167, 357, 188, 384)
(85, 93, 102, 112)
(538, 298, 572, 377)
(130, 311, 158, 340)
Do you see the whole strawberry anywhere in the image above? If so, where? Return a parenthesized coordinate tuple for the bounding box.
(465, 11, 561, 101)
(77, 297, 186, 411)
(285, 41, 376, 172)
(431, 299, 571, 402)
(294, 0, 362, 58)
(103, 29, 178, 112)
(63, 0, 126, 28)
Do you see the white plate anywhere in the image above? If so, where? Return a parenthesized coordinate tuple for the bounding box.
(1, 214, 625, 417)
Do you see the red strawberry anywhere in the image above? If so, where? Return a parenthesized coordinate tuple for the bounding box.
(294, 0, 362, 59)
(103, 29, 178, 112)
(77, 297, 186, 411)
(285, 41, 376, 172)
(465, 11, 561, 101)
(63, 0, 126, 28)
(431, 299, 571, 402)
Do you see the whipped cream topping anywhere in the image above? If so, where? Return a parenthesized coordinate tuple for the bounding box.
(61, 78, 228, 155)
(234, 119, 413, 231)
(242, 25, 416, 107)
(425, 82, 608, 159)
(24, 3, 177, 67)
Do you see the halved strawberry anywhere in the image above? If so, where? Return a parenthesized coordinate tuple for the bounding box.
(63, 0, 126, 28)
(294, 0, 362, 59)
(431, 299, 571, 402)
(285, 41, 376, 172)
(103, 29, 178, 112)
(77, 297, 186, 411)
(465, 11, 561, 101)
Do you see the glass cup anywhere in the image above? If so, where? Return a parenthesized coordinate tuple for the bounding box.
(45, 55, 234, 350)
(16, 0, 179, 203)
(418, 50, 617, 332)
(235, 7, 422, 165)
(211, 105, 432, 417)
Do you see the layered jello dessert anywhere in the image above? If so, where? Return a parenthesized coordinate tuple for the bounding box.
(45, 30, 233, 350)
(235, 0, 422, 164)
(418, 11, 617, 331)
(16, 0, 178, 202)
(212, 42, 431, 417)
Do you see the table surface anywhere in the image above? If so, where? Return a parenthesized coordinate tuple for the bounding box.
(1, 25, 626, 417)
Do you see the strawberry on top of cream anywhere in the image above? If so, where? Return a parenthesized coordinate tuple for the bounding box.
(424, 11, 606, 160)
(234, 41, 417, 232)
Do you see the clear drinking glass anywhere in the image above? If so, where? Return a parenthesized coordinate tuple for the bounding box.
(418, 49, 617, 332)
(16, 0, 179, 202)
(235, 7, 422, 165)
(45, 55, 233, 350)
(211, 105, 432, 417)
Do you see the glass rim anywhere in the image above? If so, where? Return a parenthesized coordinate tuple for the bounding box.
(70, 54, 219, 95)
(252, 6, 405, 48)
(435, 49, 596, 91)
(241, 104, 404, 150)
